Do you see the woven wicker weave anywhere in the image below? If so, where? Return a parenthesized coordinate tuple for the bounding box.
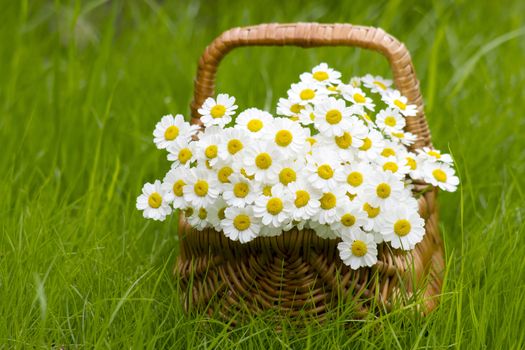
(175, 23, 444, 319)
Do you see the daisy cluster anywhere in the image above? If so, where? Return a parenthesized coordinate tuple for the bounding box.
(137, 63, 459, 270)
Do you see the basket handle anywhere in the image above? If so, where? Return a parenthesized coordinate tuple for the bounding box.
(191, 23, 431, 148)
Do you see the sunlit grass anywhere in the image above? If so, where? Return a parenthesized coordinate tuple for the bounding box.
(0, 0, 524, 348)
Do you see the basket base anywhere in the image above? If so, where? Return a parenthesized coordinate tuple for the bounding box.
(174, 188, 444, 321)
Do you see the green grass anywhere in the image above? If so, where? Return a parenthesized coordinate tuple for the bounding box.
(1, 0, 524, 348)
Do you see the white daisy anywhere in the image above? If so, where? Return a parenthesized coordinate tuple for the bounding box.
(166, 138, 196, 168)
(136, 180, 172, 221)
(341, 86, 375, 112)
(388, 130, 418, 146)
(253, 185, 292, 228)
(195, 126, 223, 167)
(356, 129, 385, 161)
(379, 206, 425, 250)
(235, 107, 273, 138)
(153, 114, 199, 150)
(222, 173, 260, 207)
(416, 147, 454, 164)
(222, 206, 261, 243)
(305, 148, 342, 191)
(260, 225, 283, 237)
(274, 160, 304, 187)
(285, 180, 321, 221)
(197, 93, 238, 127)
(161, 167, 190, 209)
(286, 81, 327, 106)
(266, 117, 308, 157)
(313, 97, 354, 137)
(361, 171, 405, 208)
(375, 108, 405, 132)
(377, 156, 411, 179)
(402, 151, 423, 179)
(382, 90, 417, 117)
(337, 229, 378, 269)
(212, 157, 235, 186)
(183, 166, 220, 208)
(187, 207, 211, 230)
(207, 197, 228, 231)
(242, 141, 283, 183)
(299, 62, 342, 86)
(218, 127, 249, 163)
(296, 104, 316, 126)
(334, 162, 373, 195)
(360, 74, 393, 94)
(276, 97, 306, 118)
(314, 187, 347, 225)
(422, 161, 459, 192)
(358, 200, 385, 232)
(330, 198, 368, 235)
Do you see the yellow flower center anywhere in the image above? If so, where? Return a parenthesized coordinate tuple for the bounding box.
(300, 88, 315, 100)
(233, 214, 251, 231)
(353, 93, 366, 103)
(240, 168, 255, 180)
(247, 119, 263, 132)
(263, 185, 273, 196)
(351, 240, 368, 257)
(210, 104, 226, 118)
(294, 190, 310, 208)
(193, 180, 209, 197)
(173, 180, 185, 197)
(164, 125, 179, 141)
(205, 145, 218, 159)
(279, 168, 297, 185)
(317, 164, 334, 179)
(320, 193, 336, 210)
(394, 219, 411, 236)
(394, 99, 407, 110)
(306, 137, 316, 146)
(346, 192, 357, 201)
(218, 207, 226, 220)
(266, 198, 283, 215)
(178, 148, 192, 164)
(384, 116, 397, 127)
(275, 130, 293, 147)
(335, 132, 352, 149)
(392, 132, 404, 138)
(381, 148, 396, 157)
(327, 85, 339, 92)
(313, 71, 329, 81)
(376, 183, 391, 199)
(373, 81, 387, 90)
(347, 172, 363, 187)
(428, 150, 441, 159)
(205, 160, 212, 169)
(217, 166, 233, 183)
(432, 169, 447, 182)
(233, 182, 249, 198)
(227, 139, 243, 155)
(406, 157, 417, 170)
(341, 213, 356, 227)
(148, 192, 162, 208)
(383, 162, 399, 173)
(359, 137, 372, 151)
(325, 109, 342, 124)
(198, 208, 207, 220)
(363, 203, 380, 218)
(185, 207, 194, 217)
(290, 103, 304, 114)
(255, 153, 272, 169)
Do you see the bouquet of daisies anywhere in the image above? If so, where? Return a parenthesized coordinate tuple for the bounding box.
(137, 63, 459, 270)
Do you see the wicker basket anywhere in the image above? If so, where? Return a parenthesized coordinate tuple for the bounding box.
(174, 23, 444, 320)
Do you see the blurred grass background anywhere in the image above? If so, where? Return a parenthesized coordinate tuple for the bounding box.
(0, 0, 524, 348)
